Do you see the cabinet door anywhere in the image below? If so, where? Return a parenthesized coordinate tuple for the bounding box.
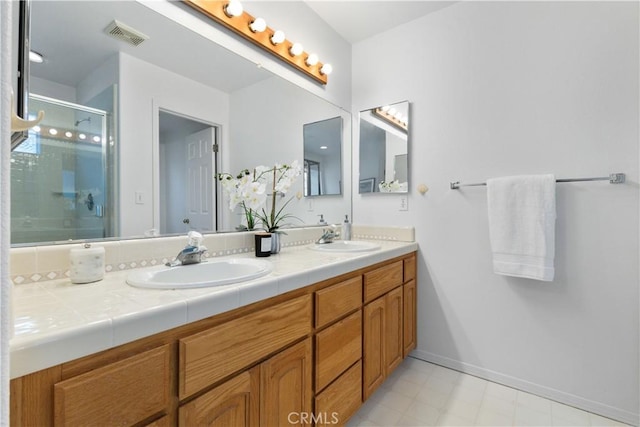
(385, 286, 404, 376)
(363, 297, 386, 400)
(261, 339, 312, 427)
(179, 367, 259, 427)
(403, 279, 417, 357)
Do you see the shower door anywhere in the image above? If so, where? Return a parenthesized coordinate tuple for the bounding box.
(11, 95, 113, 244)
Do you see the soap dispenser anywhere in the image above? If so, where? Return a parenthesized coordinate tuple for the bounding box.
(343, 215, 352, 241)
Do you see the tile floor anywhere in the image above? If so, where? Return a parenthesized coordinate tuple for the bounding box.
(347, 357, 631, 427)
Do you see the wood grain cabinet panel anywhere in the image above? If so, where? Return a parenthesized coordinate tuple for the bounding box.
(315, 361, 362, 427)
(180, 295, 312, 399)
(261, 339, 312, 427)
(403, 279, 417, 357)
(385, 287, 404, 375)
(53, 345, 170, 427)
(179, 367, 259, 427)
(404, 255, 416, 282)
(315, 311, 362, 392)
(364, 261, 403, 303)
(363, 297, 386, 400)
(145, 415, 172, 427)
(315, 277, 362, 328)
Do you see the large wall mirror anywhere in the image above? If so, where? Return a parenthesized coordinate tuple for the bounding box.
(359, 101, 409, 194)
(12, 0, 351, 245)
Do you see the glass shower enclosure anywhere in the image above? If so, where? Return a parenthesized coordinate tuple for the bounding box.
(11, 95, 116, 244)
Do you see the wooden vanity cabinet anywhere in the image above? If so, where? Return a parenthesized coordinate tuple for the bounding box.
(362, 256, 417, 401)
(10, 252, 417, 427)
(179, 367, 259, 427)
(54, 345, 171, 426)
(179, 338, 312, 427)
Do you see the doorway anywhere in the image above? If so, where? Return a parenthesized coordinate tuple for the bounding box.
(158, 111, 218, 234)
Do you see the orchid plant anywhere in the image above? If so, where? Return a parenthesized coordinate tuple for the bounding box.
(255, 161, 302, 233)
(217, 160, 302, 232)
(217, 168, 267, 230)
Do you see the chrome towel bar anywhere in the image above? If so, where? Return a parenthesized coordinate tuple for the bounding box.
(450, 173, 626, 190)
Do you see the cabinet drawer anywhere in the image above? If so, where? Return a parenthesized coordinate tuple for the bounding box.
(315, 276, 362, 328)
(404, 255, 416, 282)
(180, 295, 312, 399)
(315, 361, 362, 427)
(364, 261, 403, 303)
(54, 345, 170, 427)
(315, 310, 362, 392)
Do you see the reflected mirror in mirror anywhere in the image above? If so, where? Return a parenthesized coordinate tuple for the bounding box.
(359, 101, 409, 194)
(303, 117, 342, 196)
(13, 0, 351, 245)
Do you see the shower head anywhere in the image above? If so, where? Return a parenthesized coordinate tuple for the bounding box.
(75, 117, 91, 127)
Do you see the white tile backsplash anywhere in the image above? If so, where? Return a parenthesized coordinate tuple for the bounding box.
(10, 225, 415, 285)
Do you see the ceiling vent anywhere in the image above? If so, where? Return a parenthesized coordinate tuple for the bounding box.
(104, 20, 149, 46)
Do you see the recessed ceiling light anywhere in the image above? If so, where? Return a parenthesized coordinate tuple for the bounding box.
(78, 133, 86, 140)
(48, 128, 58, 135)
(65, 131, 73, 138)
(320, 145, 328, 150)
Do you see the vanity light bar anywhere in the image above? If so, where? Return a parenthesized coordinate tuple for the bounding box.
(374, 107, 408, 132)
(30, 124, 103, 145)
(183, 0, 330, 85)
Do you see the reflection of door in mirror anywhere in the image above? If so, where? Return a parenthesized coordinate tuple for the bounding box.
(304, 160, 321, 196)
(303, 117, 343, 196)
(359, 101, 409, 193)
(11, 95, 115, 244)
(158, 111, 217, 235)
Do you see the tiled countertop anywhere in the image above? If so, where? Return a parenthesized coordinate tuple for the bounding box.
(10, 240, 417, 379)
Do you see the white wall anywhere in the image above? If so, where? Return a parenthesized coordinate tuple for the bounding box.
(140, 0, 352, 110)
(118, 52, 229, 237)
(353, 2, 639, 424)
(29, 76, 75, 103)
(228, 76, 352, 228)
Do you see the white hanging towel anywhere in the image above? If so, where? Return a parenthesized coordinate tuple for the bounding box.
(487, 174, 556, 281)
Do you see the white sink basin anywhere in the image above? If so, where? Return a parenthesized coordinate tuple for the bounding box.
(126, 258, 272, 289)
(310, 241, 380, 253)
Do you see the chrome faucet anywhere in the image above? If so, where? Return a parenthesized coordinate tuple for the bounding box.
(316, 226, 340, 244)
(166, 231, 208, 267)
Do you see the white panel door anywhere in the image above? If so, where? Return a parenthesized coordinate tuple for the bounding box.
(185, 127, 216, 232)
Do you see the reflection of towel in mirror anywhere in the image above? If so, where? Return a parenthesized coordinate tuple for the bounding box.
(487, 174, 556, 282)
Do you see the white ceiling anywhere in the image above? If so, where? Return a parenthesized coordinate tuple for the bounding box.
(304, 1, 456, 44)
(30, 1, 271, 93)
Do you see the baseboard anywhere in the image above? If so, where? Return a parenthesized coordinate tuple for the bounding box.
(410, 349, 639, 427)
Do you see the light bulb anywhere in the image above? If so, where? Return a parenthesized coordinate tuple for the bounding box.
(249, 17, 266, 33)
(29, 51, 44, 63)
(78, 133, 86, 140)
(48, 128, 58, 136)
(320, 63, 333, 75)
(224, 0, 243, 17)
(65, 131, 73, 138)
(289, 43, 304, 56)
(305, 53, 318, 66)
(271, 30, 285, 45)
